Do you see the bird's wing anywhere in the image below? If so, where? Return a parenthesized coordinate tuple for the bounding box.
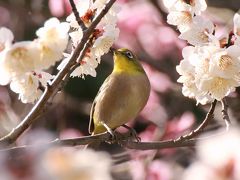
(88, 75, 111, 134)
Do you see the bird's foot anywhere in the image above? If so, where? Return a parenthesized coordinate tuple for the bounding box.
(103, 123, 120, 144)
(122, 124, 141, 142)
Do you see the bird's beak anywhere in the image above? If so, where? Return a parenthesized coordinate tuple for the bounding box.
(110, 47, 116, 54)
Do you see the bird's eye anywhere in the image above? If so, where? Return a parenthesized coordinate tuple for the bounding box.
(125, 51, 134, 59)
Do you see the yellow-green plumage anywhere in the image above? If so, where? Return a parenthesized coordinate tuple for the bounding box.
(89, 48, 150, 135)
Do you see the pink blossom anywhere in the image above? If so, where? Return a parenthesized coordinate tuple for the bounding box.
(140, 90, 167, 124)
(162, 112, 195, 140)
(48, 0, 72, 17)
(143, 63, 173, 93)
(147, 160, 172, 180)
(59, 128, 83, 139)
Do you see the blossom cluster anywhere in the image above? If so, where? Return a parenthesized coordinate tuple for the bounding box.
(0, 18, 69, 103)
(164, 0, 240, 104)
(58, 0, 119, 78)
(0, 0, 119, 103)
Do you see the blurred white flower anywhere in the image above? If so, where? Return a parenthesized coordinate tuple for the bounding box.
(0, 53, 12, 86)
(0, 27, 14, 52)
(179, 16, 215, 46)
(233, 13, 240, 36)
(10, 71, 53, 103)
(39, 148, 112, 180)
(183, 162, 221, 180)
(36, 17, 70, 69)
(2, 41, 41, 75)
(233, 13, 240, 45)
(36, 18, 70, 44)
(184, 129, 240, 180)
(0, 27, 15, 85)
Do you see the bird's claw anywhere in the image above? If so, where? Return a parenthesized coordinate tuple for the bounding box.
(122, 124, 141, 142)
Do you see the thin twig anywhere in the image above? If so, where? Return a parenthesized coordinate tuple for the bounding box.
(69, 0, 87, 31)
(174, 99, 217, 141)
(0, 0, 116, 146)
(221, 98, 231, 130)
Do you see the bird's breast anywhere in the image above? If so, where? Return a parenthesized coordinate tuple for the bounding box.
(93, 72, 150, 130)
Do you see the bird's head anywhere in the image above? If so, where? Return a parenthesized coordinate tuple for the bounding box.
(113, 48, 145, 74)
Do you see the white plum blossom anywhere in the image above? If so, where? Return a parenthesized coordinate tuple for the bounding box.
(36, 17, 70, 69)
(0, 17, 69, 103)
(70, 59, 97, 78)
(165, 0, 207, 33)
(163, 0, 207, 15)
(176, 46, 215, 104)
(197, 45, 240, 100)
(167, 11, 193, 33)
(176, 58, 212, 105)
(167, 1, 240, 104)
(10, 71, 53, 103)
(179, 16, 215, 46)
(2, 41, 41, 75)
(92, 25, 119, 61)
(39, 148, 112, 180)
(92, 0, 120, 26)
(65, 0, 120, 78)
(66, 0, 91, 28)
(177, 43, 240, 104)
(208, 45, 240, 79)
(58, 52, 98, 78)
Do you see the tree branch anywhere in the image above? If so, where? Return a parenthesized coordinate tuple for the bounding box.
(221, 98, 230, 130)
(174, 99, 217, 141)
(69, 0, 87, 31)
(0, 0, 116, 146)
(0, 131, 196, 153)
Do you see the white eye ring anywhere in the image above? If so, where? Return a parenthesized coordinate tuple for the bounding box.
(125, 51, 134, 59)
